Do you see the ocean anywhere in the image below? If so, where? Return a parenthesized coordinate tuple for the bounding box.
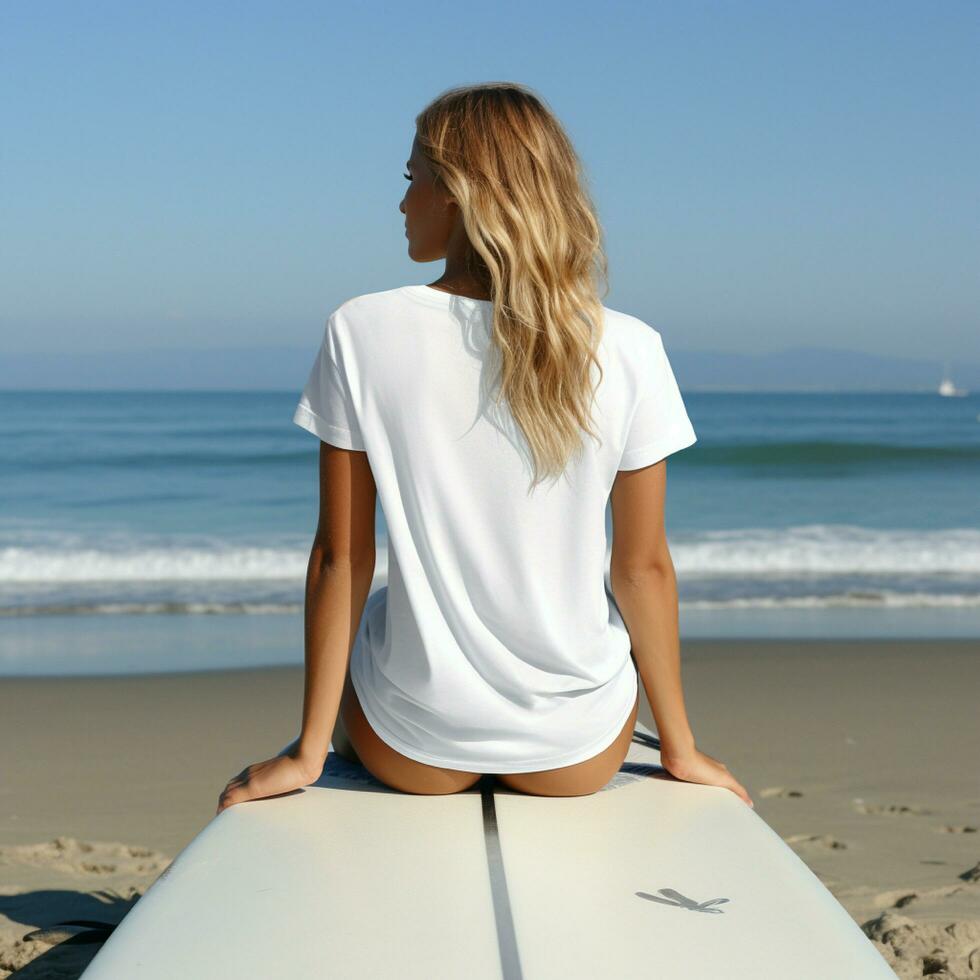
(2, 389, 978, 675)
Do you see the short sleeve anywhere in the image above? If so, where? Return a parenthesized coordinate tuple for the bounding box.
(618, 329, 697, 471)
(292, 314, 366, 451)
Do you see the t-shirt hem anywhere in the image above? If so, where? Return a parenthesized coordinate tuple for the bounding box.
(349, 659, 640, 775)
(292, 403, 365, 451)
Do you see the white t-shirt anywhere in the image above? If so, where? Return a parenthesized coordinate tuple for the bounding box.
(292, 284, 697, 773)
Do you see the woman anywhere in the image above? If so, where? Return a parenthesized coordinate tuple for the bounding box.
(217, 82, 752, 812)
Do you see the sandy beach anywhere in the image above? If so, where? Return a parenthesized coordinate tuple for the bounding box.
(1, 638, 978, 978)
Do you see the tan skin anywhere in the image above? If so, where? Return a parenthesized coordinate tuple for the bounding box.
(216, 134, 753, 814)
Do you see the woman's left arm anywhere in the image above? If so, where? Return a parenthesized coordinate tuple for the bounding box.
(216, 441, 376, 814)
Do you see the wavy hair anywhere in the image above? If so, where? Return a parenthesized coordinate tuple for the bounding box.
(415, 82, 610, 491)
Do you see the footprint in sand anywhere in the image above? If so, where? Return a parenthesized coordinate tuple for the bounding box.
(759, 787, 804, 799)
(871, 863, 980, 913)
(873, 889, 920, 909)
(877, 881, 980, 915)
(784, 833, 848, 850)
(959, 861, 980, 883)
(852, 799, 932, 816)
(0, 836, 171, 876)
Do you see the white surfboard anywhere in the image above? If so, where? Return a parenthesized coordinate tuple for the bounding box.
(81, 721, 892, 978)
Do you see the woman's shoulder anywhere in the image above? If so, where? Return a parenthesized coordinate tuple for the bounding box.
(319, 288, 421, 351)
(329, 286, 412, 321)
(599, 304, 665, 360)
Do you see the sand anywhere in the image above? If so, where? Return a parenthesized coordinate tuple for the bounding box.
(1, 638, 977, 978)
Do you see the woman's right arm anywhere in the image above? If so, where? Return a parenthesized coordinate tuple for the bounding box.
(294, 441, 377, 776)
(609, 460, 753, 808)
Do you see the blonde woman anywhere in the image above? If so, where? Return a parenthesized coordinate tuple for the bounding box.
(217, 82, 752, 812)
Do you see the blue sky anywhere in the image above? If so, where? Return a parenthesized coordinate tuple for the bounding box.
(2, 0, 977, 362)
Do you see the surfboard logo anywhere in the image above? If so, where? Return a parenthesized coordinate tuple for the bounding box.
(637, 888, 731, 914)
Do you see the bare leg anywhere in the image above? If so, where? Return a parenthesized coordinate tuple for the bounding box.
(496, 688, 639, 797)
(340, 663, 482, 795)
(324, 662, 637, 798)
(331, 667, 362, 765)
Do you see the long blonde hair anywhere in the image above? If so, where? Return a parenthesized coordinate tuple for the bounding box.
(415, 82, 610, 491)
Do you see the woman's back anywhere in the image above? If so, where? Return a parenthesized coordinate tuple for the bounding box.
(292, 283, 697, 773)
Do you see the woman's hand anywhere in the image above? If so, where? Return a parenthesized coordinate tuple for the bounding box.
(659, 744, 754, 809)
(215, 752, 320, 816)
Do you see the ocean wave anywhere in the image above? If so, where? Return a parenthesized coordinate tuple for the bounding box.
(669, 526, 980, 575)
(0, 601, 302, 617)
(686, 441, 980, 467)
(21, 449, 314, 471)
(10, 440, 980, 475)
(0, 544, 313, 582)
(1, 526, 978, 583)
(682, 591, 980, 610)
(2, 589, 978, 618)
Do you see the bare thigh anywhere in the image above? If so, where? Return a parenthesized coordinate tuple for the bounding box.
(336, 664, 483, 796)
(496, 687, 639, 797)
(333, 662, 639, 798)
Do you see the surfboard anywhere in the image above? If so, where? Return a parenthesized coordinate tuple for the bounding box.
(81, 720, 892, 978)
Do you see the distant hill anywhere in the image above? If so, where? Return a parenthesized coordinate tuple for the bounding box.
(670, 346, 979, 393)
(0, 343, 976, 393)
